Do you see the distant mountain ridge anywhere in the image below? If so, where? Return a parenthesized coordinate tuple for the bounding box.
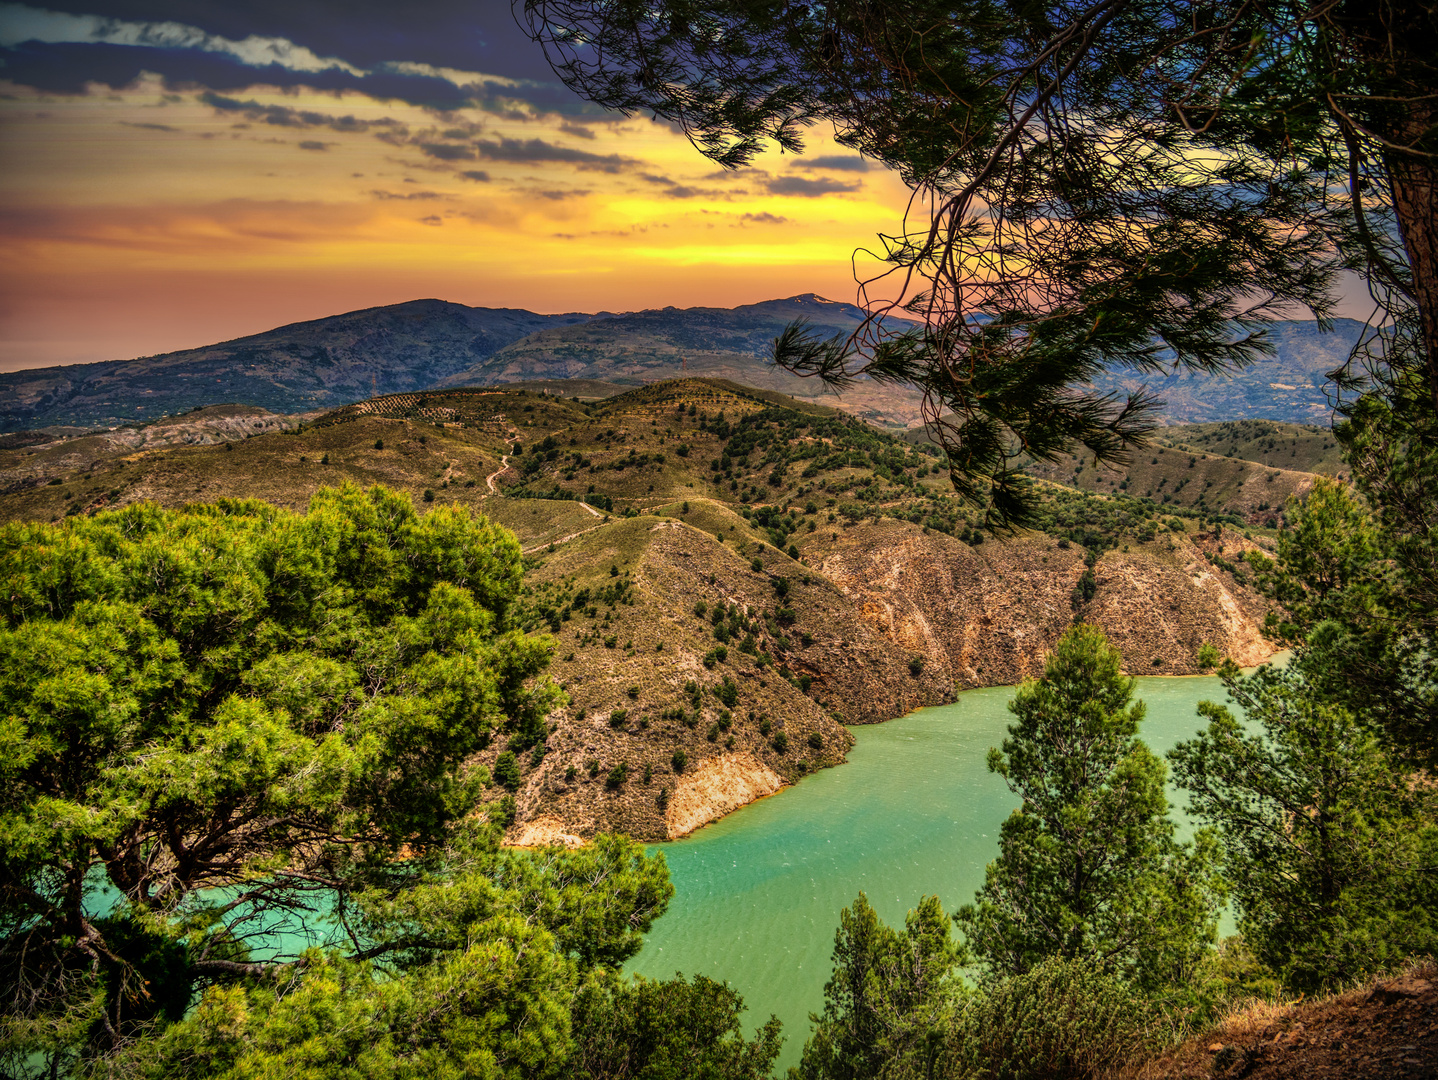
(0, 299, 591, 432)
(0, 295, 1365, 432)
(1083, 319, 1366, 425)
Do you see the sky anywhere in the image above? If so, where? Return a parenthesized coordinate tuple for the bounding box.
(0, 1, 916, 372)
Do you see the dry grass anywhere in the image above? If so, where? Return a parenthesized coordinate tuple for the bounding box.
(1127, 961, 1438, 1080)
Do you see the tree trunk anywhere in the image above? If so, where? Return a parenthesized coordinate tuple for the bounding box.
(1346, 0, 1438, 414)
(1388, 125, 1438, 415)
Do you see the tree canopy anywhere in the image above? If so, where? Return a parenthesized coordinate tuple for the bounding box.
(1171, 663, 1438, 993)
(522, 0, 1436, 523)
(957, 625, 1222, 990)
(0, 486, 727, 1078)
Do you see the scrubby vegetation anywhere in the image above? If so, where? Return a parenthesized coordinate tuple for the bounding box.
(2, 371, 1429, 1078)
(0, 485, 783, 1079)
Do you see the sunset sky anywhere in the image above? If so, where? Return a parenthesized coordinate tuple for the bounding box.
(0, 1, 917, 372)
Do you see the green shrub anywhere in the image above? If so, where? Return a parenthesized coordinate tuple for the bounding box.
(490, 794, 517, 829)
(671, 749, 687, 774)
(373, 439, 384, 450)
(909, 655, 925, 676)
(565, 766, 578, 783)
(808, 732, 824, 750)
(626, 684, 640, 699)
(493, 751, 521, 791)
(609, 709, 628, 728)
(423, 488, 434, 503)
(772, 731, 789, 753)
(715, 676, 739, 707)
(1195, 642, 1223, 670)
(751, 557, 763, 572)
(955, 957, 1155, 1080)
(605, 762, 629, 790)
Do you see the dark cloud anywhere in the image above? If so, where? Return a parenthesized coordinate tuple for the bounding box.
(0, 3, 599, 116)
(659, 185, 719, 199)
(419, 214, 443, 225)
(297, 139, 329, 150)
(17, 1, 563, 82)
(529, 189, 591, 201)
(459, 170, 491, 182)
(474, 137, 635, 173)
(557, 121, 596, 140)
(120, 121, 179, 132)
(1, 40, 475, 107)
(766, 175, 862, 197)
(418, 141, 476, 161)
(800, 154, 872, 172)
(371, 189, 444, 200)
(639, 173, 727, 199)
(740, 212, 789, 225)
(199, 91, 408, 133)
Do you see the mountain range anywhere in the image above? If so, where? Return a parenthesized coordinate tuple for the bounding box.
(0, 295, 1365, 432)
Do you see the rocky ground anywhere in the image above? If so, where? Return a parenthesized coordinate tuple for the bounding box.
(1136, 966, 1438, 1079)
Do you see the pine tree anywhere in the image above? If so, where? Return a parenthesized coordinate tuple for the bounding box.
(796, 894, 965, 1080)
(958, 625, 1222, 991)
(523, 0, 1436, 524)
(1170, 665, 1438, 992)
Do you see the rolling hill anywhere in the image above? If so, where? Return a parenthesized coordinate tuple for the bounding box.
(1, 377, 1294, 842)
(1082, 318, 1368, 425)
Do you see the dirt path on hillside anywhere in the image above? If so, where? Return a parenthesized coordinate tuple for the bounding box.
(521, 522, 606, 554)
(486, 455, 509, 493)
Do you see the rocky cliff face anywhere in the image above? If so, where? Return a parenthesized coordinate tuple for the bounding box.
(809, 521, 1276, 688)
(486, 515, 1278, 844)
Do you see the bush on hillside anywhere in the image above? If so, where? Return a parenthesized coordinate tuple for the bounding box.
(954, 957, 1156, 1080)
(493, 751, 522, 791)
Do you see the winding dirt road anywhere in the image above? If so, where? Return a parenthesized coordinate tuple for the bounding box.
(485, 455, 509, 493)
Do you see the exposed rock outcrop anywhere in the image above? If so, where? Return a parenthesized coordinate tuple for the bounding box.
(666, 753, 785, 838)
(809, 521, 1276, 687)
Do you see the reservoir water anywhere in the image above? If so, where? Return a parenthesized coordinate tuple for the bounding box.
(626, 672, 1242, 1069)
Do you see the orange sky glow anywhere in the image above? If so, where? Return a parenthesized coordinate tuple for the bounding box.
(0, 74, 916, 371)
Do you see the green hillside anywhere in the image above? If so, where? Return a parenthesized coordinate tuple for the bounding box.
(0, 377, 1287, 841)
(1156, 418, 1348, 475)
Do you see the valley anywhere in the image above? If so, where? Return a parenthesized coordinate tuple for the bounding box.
(0, 377, 1303, 843)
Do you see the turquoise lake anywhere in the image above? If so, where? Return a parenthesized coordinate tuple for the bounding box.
(626, 672, 1245, 1070)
